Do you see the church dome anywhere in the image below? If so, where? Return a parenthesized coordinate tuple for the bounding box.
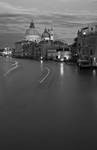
(25, 20, 41, 43)
(42, 28, 50, 38)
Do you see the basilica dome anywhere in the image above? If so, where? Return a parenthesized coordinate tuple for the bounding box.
(25, 20, 41, 43)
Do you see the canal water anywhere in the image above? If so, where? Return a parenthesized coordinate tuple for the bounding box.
(0, 59, 97, 150)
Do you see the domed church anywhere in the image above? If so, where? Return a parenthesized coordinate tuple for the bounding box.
(41, 27, 54, 41)
(24, 20, 41, 43)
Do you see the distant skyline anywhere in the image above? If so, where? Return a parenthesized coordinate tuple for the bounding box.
(0, 0, 97, 47)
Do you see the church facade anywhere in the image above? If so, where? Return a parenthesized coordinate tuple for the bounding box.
(41, 28, 54, 41)
(24, 20, 54, 43)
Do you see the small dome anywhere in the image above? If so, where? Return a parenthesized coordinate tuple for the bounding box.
(42, 28, 50, 38)
(25, 19, 41, 37)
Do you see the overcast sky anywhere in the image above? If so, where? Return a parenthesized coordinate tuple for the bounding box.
(0, 0, 97, 14)
(0, 0, 97, 47)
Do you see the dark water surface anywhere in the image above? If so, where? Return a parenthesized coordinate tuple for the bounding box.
(0, 58, 97, 150)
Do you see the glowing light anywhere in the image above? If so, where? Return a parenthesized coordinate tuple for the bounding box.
(40, 60, 43, 64)
(94, 57, 96, 62)
(3, 51, 8, 55)
(93, 70, 96, 77)
(83, 32, 86, 35)
(58, 55, 61, 59)
(60, 58, 64, 62)
(58, 51, 61, 59)
(65, 55, 69, 60)
(41, 56, 43, 60)
(40, 60, 43, 71)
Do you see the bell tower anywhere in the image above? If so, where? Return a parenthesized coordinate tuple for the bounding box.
(50, 27, 54, 41)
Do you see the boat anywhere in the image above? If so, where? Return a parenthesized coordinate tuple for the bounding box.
(77, 57, 92, 69)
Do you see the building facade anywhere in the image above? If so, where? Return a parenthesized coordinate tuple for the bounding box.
(77, 23, 97, 59)
(13, 41, 41, 59)
(13, 19, 69, 61)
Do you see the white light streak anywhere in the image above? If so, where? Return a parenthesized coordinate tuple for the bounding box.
(60, 63, 64, 76)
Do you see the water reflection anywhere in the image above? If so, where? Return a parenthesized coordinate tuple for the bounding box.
(93, 69, 97, 77)
(40, 60, 43, 64)
(77, 68, 97, 78)
(60, 63, 64, 76)
(40, 60, 43, 71)
(76, 68, 97, 95)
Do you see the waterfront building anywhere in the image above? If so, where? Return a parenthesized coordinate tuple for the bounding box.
(73, 23, 97, 67)
(2, 47, 12, 56)
(24, 20, 41, 43)
(13, 40, 41, 59)
(88, 24, 97, 33)
(77, 23, 97, 58)
(41, 27, 54, 41)
(78, 23, 97, 36)
(13, 19, 68, 61)
(47, 49, 57, 60)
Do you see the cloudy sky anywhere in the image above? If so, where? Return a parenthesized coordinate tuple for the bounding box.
(0, 0, 97, 47)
